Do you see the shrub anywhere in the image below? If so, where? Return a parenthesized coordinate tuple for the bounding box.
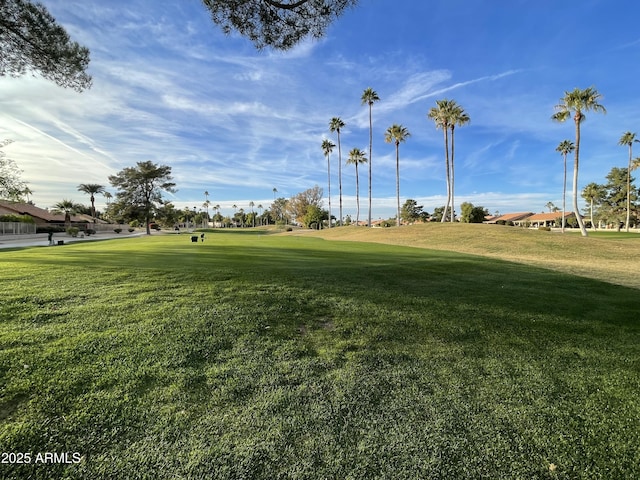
(128, 228, 135, 233)
(66, 227, 79, 237)
(36, 226, 65, 234)
(0, 214, 35, 223)
(286, 227, 293, 232)
(114, 228, 122, 234)
(538, 226, 551, 231)
(85, 229, 96, 236)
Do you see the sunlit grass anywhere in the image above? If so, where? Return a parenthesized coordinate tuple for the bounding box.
(1, 229, 638, 479)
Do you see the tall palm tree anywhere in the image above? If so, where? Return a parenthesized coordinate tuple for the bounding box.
(361, 87, 380, 227)
(22, 186, 33, 203)
(346, 148, 367, 225)
(77, 183, 105, 223)
(552, 86, 606, 237)
(618, 132, 639, 232)
(104, 191, 112, 205)
(249, 201, 255, 227)
(556, 140, 575, 233)
(213, 204, 221, 227)
(322, 139, 336, 228)
(53, 199, 81, 227)
(384, 124, 411, 227)
(257, 204, 264, 226)
(272, 187, 278, 200)
(202, 201, 211, 227)
(329, 117, 346, 226)
(582, 182, 605, 230)
(428, 99, 453, 222)
(448, 103, 470, 223)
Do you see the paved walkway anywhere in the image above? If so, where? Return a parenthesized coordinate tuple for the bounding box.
(0, 232, 147, 250)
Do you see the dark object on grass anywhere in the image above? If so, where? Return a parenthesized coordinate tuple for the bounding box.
(200, 233, 205, 242)
(191, 236, 198, 243)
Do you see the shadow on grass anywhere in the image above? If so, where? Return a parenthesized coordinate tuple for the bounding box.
(2, 232, 640, 479)
(8, 233, 637, 331)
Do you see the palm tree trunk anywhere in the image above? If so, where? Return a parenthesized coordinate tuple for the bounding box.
(450, 126, 456, 223)
(368, 104, 372, 227)
(396, 143, 400, 227)
(573, 118, 588, 236)
(90, 194, 96, 223)
(338, 131, 343, 226)
(590, 198, 595, 230)
(626, 148, 632, 232)
(441, 127, 451, 223)
(355, 164, 360, 225)
(327, 154, 332, 228)
(562, 153, 567, 233)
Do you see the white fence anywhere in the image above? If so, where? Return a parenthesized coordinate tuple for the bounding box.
(0, 222, 37, 235)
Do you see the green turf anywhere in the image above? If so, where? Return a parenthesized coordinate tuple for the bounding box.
(0, 231, 638, 479)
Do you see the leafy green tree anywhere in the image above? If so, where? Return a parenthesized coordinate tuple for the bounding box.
(600, 167, 637, 229)
(77, 183, 105, 223)
(400, 199, 428, 223)
(555, 140, 575, 232)
(287, 185, 323, 225)
(0, 0, 91, 91)
(108, 161, 176, 235)
(384, 124, 410, 226)
(302, 204, 327, 229)
(271, 197, 288, 223)
(618, 132, 639, 232)
(460, 202, 488, 223)
(346, 147, 367, 225)
(0, 140, 28, 201)
(361, 87, 380, 227)
(552, 86, 606, 236)
(200, 0, 357, 50)
(431, 206, 446, 222)
(321, 139, 335, 228)
(581, 182, 606, 229)
(329, 117, 345, 225)
(155, 201, 180, 228)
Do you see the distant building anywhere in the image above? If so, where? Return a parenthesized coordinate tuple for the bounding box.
(0, 200, 96, 227)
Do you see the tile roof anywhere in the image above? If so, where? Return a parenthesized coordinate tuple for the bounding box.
(0, 201, 85, 222)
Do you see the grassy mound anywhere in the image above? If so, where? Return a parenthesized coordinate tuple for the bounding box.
(298, 223, 640, 289)
(0, 228, 638, 479)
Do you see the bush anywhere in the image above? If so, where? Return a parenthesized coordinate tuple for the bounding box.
(538, 226, 551, 231)
(66, 227, 79, 237)
(128, 228, 135, 233)
(286, 227, 293, 232)
(36, 226, 65, 234)
(114, 228, 122, 234)
(0, 214, 35, 223)
(85, 229, 96, 236)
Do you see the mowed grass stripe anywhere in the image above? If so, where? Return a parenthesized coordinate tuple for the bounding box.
(0, 229, 638, 479)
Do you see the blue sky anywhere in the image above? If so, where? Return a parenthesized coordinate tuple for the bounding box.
(1, 0, 639, 220)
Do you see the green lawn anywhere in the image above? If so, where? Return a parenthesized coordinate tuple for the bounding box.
(1, 229, 638, 479)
